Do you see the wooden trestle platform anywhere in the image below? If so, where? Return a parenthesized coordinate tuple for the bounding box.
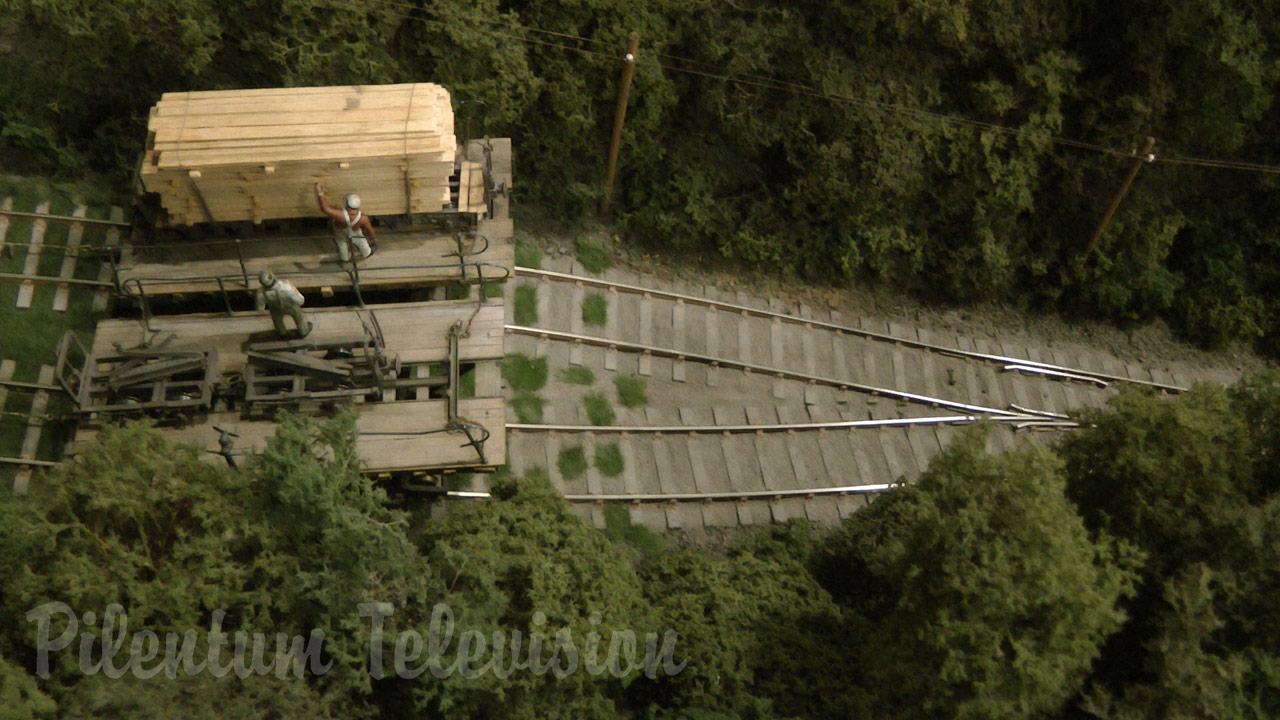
(67, 299, 507, 474)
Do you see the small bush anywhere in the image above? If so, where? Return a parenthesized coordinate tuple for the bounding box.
(558, 366, 596, 385)
(583, 392, 616, 426)
(613, 375, 648, 408)
(502, 353, 548, 391)
(515, 242, 542, 269)
(557, 446, 588, 479)
(582, 293, 608, 326)
(510, 393, 544, 423)
(514, 285, 538, 325)
(575, 237, 613, 273)
(594, 443, 624, 477)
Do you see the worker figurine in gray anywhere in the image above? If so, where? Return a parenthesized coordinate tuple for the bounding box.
(316, 183, 377, 262)
(256, 270, 312, 338)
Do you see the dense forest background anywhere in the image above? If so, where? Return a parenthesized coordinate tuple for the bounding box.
(2, 376, 1280, 718)
(2, 0, 1278, 353)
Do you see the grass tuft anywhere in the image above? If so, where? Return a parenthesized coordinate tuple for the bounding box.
(510, 393, 544, 423)
(574, 237, 613, 274)
(613, 375, 648, 408)
(513, 285, 538, 325)
(594, 443, 624, 477)
(557, 366, 596, 385)
(581, 293, 607, 326)
(557, 446, 588, 479)
(502, 353, 548, 392)
(583, 392, 616, 426)
(515, 242, 542, 269)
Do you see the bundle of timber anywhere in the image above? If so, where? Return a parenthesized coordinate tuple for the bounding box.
(140, 83, 457, 225)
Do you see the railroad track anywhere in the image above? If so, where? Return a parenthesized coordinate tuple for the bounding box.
(498, 253, 1244, 531)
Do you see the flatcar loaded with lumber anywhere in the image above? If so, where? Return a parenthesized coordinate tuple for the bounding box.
(140, 83, 466, 225)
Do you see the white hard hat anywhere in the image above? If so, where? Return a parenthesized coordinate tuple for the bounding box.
(345, 194, 361, 210)
(259, 270, 276, 286)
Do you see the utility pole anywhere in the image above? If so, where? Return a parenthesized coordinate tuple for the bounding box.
(1083, 136, 1156, 260)
(601, 31, 640, 215)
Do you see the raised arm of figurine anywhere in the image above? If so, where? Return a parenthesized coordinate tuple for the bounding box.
(315, 183, 345, 222)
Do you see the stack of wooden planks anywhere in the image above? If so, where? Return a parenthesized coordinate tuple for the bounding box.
(140, 83, 457, 225)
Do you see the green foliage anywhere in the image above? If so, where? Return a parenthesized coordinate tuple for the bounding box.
(1059, 377, 1280, 716)
(593, 444, 624, 478)
(612, 375, 648, 408)
(445, 282, 471, 300)
(573, 238, 613, 274)
(501, 352, 548, 392)
(815, 426, 1140, 720)
(600, 505, 664, 556)
(582, 392, 615, 426)
(581, 293, 607, 326)
(514, 243, 543, 269)
(513, 285, 538, 326)
(557, 365, 596, 385)
(411, 472, 657, 718)
(509, 392, 544, 423)
(556, 445, 587, 479)
(482, 282, 503, 299)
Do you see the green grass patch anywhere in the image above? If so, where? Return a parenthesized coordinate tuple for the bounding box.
(594, 443, 624, 477)
(445, 282, 471, 300)
(602, 505, 665, 555)
(513, 285, 538, 325)
(557, 366, 596, 385)
(583, 392, 615, 426)
(483, 282, 504, 299)
(514, 242, 542, 269)
(574, 237, 613, 274)
(581, 293, 607, 326)
(502, 353, 548, 392)
(510, 392, 544, 423)
(557, 446, 587, 479)
(613, 375, 648, 408)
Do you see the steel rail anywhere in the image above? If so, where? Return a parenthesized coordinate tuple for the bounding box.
(0, 379, 63, 392)
(561, 483, 894, 503)
(509, 413, 1077, 434)
(0, 456, 59, 468)
(0, 209, 130, 228)
(506, 324, 1046, 419)
(514, 267, 1186, 393)
(0, 272, 115, 288)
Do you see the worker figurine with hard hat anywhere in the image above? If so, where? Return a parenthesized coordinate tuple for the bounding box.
(255, 270, 312, 338)
(316, 183, 377, 262)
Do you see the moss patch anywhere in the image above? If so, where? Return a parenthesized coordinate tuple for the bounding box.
(613, 375, 648, 408)
(514, 242, 542, 269)
(581, 292, 607, 326)
(594, 443, 624, 477)
(583, 392, 616, 426)
(574, 237, 613, 274)
(510, 392, 544, 424)
(513, 285, 538, 325)
(502, 353, 548, 392)
(557, 446, 588, 479)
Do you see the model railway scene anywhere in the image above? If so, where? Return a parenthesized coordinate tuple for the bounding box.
(4, 5, 1280, 716)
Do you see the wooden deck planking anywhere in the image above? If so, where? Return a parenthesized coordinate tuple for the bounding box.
(115, 232, 513, 295)
(91, 299, 506, 373)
